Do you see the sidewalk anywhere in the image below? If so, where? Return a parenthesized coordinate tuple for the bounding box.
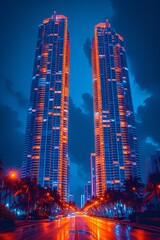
(112, 218, 160, 234)
(0, 219, 48, 233)
(15, 219, 48, 228)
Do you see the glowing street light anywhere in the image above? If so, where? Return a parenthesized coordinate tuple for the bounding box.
(1, 172, 17, 200)
(8, 171, 18, 179)
(157, 184, 160, 201)
(6, 171, 18, 209)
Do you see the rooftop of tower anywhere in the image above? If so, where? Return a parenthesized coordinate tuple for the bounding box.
(95, 19, 111, 28)
(43, 11, 67, 24)
(94, 19, 123, 41)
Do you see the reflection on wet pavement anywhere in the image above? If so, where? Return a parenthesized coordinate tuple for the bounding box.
(0, 215, 159, 240)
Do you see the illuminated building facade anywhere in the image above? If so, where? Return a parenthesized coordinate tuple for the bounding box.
(84, 181, 91, 203)
(90, 153, 96, 197)
(81, 195, 85, 208)
(69, 194, 75, 202)
(22, 12, 70, 202)
(92, 20, 141, 197)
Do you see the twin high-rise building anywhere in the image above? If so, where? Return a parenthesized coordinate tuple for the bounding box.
(92, 20, 141, 197)
(22, 12, 70, 202)
(22, 12, 141, 202)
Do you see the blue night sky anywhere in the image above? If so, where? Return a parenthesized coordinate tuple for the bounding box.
(0, 0, 160, 205)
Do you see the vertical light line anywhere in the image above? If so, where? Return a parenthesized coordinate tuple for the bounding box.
(58, 17, 69, 202)
(92, 26, 106, 197)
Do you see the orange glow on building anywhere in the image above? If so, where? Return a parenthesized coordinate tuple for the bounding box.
(43, 18, 50, 24)
(92, 20, 141, 195)
(22, 13, 70, 202)
(92, 26, 107, 197)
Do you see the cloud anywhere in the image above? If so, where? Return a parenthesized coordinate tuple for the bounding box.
(81, 93, 93, 116)
(70, 162, 86, 205)
(136, 121, 157, 181)
(68, 96, 94, 181)
(0, 103, 24, 169)
(110, 0, 160, 94)
(4, 79, 28, 108)
(83, 38, 92, 66)
(136, 96, 160, 145)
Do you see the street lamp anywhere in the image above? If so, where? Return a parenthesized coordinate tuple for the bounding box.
(1, 171, 17, 197)
(157, 184, 160, 201)
(9, 171, 17, 179)
(8, 171, 18, 209)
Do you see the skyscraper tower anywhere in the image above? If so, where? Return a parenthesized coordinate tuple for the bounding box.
(84, 181, 91, 203)
(90, 153, 96, 197)
(92, 20, 141, 197)
(22, 12, 70, 202)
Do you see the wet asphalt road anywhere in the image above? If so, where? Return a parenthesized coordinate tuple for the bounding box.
(0, 214, 160, 240)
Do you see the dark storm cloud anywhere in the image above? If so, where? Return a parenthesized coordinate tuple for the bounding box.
(0, 103, 24, 168)
(136, 121, 157, 180)
(81, 93, 93, 116)
(137, 96, 160, 144)
(69, 96, 94, 179)
(110, 0, 160, 93)
(136, 121, 157, 160)
(83, 38, 92, 66)
(5, 79, 28, 108)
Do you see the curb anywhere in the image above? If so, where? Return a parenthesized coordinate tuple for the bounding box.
(0, 219, 48, 233)
(110, 219, 160, 234)
(92, 216, 160, 234)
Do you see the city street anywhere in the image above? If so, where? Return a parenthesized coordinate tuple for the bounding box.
(0, 214, 160, 240)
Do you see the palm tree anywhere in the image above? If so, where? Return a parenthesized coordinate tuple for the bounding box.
(122, 176, 144, 212)
(36, 186, 54, 213)
(51, 189, 61, 203)
(104, 189, 123, 216)
(104, 189, 122, 205)
(82, 199, 92, 211)
(0, 175, 18, 208)
(0, 160, 5, 201)
(14, 177, 38, 221)
(144, 172, 160, 202)
(68, 201, 77, 211)
(3, 176, 16, 208)
(123, 176, 144, 196)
